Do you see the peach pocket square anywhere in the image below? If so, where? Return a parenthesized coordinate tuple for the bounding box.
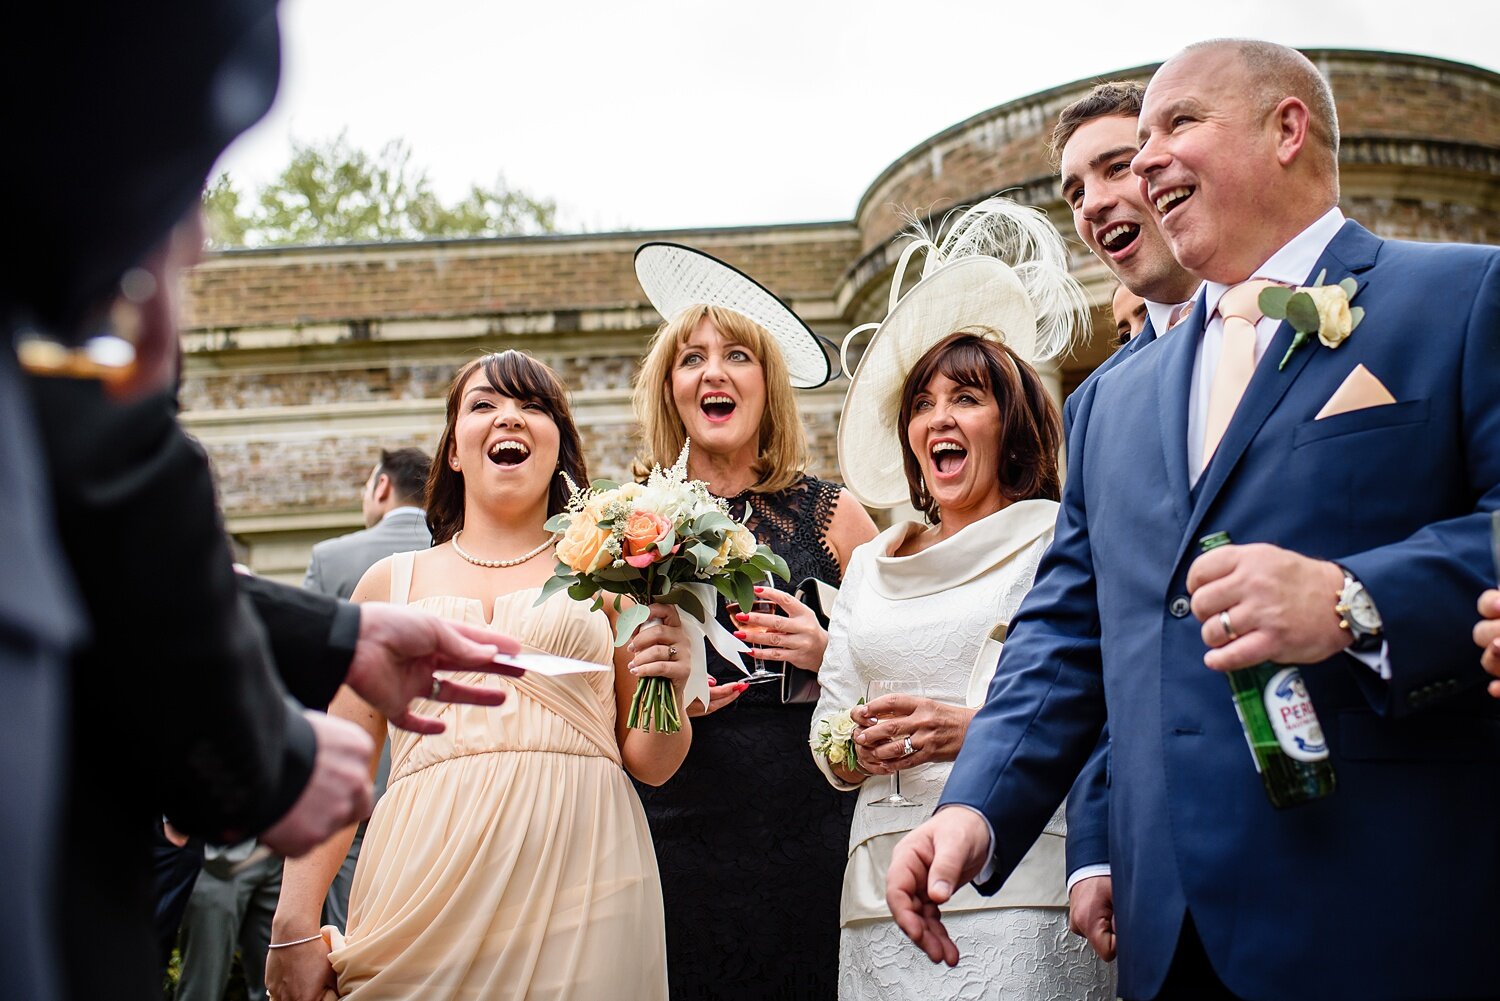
(1315, 364, 1397, 420)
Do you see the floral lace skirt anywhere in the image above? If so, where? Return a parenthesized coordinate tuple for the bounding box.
(837, 908, 1115, 1001)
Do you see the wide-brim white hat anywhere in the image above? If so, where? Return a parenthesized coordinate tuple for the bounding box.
(635, 242, 831, 389)
(837, 198, 1087, 509)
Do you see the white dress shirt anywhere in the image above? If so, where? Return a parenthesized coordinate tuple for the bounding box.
(1144, 295, 1196, 340)
(1187, 206, 1348, 482)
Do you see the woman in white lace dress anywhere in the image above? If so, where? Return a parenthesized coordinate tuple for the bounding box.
(812, 200, 1115, 1001)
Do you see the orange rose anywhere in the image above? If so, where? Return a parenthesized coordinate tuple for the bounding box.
(622, 510, 673, 568)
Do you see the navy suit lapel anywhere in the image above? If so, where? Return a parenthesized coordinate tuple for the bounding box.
(1155, 294, 1204, 529)
(1176, 221, 1382, 564)
(1133, 315, 1159, 350)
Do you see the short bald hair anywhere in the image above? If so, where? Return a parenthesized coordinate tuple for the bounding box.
(1184, 39, 1340, 174)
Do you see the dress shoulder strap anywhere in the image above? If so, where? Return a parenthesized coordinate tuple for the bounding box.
(389, 550, 416, 606)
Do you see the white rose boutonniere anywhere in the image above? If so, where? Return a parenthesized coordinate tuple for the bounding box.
(1259, 269, 1365, 370)
(811, 700, 865, 771)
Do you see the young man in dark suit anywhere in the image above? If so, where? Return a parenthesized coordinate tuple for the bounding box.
(1052, 79, 1202, 965)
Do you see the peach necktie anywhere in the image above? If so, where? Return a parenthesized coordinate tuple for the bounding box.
(1201, 280, 1276, 469)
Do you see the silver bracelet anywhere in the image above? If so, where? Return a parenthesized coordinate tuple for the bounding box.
(266, 933, 323, 950)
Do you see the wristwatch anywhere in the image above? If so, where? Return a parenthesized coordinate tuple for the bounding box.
(1335, 567, 1384, 653)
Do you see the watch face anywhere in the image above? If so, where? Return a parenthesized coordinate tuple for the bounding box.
(1347, 588, 1381, 631)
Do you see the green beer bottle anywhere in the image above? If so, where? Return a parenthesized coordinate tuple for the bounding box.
(1198, 531, 1337, 809)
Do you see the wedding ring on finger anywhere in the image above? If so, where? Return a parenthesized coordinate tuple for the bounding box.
(430, 678, 442, 700)
(1219, 610, 1238, 642)
(902, 735, 915, 757)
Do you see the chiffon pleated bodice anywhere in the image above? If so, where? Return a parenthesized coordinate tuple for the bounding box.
(386, 589, 620, 779)
(327, 551, 667, 1001)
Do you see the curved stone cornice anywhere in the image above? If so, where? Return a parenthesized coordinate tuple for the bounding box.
(1341, 137, 1500, 175)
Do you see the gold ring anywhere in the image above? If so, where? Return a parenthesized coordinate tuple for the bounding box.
(1219, 610, 1238, 642)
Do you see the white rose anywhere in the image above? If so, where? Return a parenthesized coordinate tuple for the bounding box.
(828, 711, 857, 742)
(731, 527, 758, 560)
(1304, 285, 1353, 349)
(827, 742, 847, 766)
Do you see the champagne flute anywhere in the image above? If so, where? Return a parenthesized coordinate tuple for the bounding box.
(731, 575, 782, 684)
(866, 679, 924, 808)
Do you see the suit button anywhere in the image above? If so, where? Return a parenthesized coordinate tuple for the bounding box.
(1169, 595, 1192, 618)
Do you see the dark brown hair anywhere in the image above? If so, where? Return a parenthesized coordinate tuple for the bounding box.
(425, 350, 588, 544)
(897, 330, 1062, 523)
(377, 446, 431, 505)
(1048, 80, 1145, 169)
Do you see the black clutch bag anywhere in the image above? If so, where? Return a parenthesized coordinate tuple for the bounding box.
(780, 577, 838, 705)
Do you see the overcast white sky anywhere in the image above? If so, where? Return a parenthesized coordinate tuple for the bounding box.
(214, 0, 1500, 233)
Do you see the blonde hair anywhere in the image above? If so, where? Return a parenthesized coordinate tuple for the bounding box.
(632, 304, 808, 493)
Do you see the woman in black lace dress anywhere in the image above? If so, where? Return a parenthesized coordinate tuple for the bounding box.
(630, 245, 878, 1000)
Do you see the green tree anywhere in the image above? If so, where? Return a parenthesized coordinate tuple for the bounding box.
(202, 172, 251, 247)
(203, 132, 557, 247)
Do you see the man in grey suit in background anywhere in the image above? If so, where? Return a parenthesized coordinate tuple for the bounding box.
(304, 445, 432, 929)
(304, 447, 432, 600)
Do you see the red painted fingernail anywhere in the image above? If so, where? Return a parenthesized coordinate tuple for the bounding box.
(706, 677, 717, 685)
(735, 613, 750, 622)
(754, 586, 765, 594)
(735, 682, 750, 691)
(733, 630, 747, 640)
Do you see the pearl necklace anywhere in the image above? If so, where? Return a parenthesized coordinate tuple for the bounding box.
(451, 530, 556, 569)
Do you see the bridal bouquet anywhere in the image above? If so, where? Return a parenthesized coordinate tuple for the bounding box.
(811, 700, 864, 770)
(538, 443, 788, 732)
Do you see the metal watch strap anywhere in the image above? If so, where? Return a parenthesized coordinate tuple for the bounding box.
(1337, 566, 1383, 652)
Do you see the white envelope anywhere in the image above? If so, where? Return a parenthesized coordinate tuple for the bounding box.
(492, 651, 612, 676)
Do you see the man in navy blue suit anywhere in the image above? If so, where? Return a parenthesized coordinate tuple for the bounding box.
(1051, 79, 1201, 964)
(887, 39, 1500, 1001)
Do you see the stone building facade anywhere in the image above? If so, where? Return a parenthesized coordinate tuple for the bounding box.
(180, 50, 1500, 581)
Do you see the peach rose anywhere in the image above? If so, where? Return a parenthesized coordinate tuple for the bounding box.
(556, 503, 612, 574)
(622, 510, 674, 569)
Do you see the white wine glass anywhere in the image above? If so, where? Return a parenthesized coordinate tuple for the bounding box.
(867, 678, 924, 808)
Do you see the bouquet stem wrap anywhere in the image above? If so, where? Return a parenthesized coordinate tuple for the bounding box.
(627, 584, 750, 732)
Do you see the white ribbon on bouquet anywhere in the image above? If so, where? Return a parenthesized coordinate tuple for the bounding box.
(675, 581, 751, 712)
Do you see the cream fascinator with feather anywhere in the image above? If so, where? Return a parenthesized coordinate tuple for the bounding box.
(837, 196, 1090, 509)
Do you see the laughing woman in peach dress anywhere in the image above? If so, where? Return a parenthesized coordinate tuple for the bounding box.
(266, 351, 693, 1001)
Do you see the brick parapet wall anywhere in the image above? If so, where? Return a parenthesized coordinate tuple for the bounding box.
(184, 224, 859, 334)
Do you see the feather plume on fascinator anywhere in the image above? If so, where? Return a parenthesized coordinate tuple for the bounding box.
(897, 196, 1091, 360)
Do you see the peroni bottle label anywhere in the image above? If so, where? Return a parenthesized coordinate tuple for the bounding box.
(1263, 667, 1329, 762)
